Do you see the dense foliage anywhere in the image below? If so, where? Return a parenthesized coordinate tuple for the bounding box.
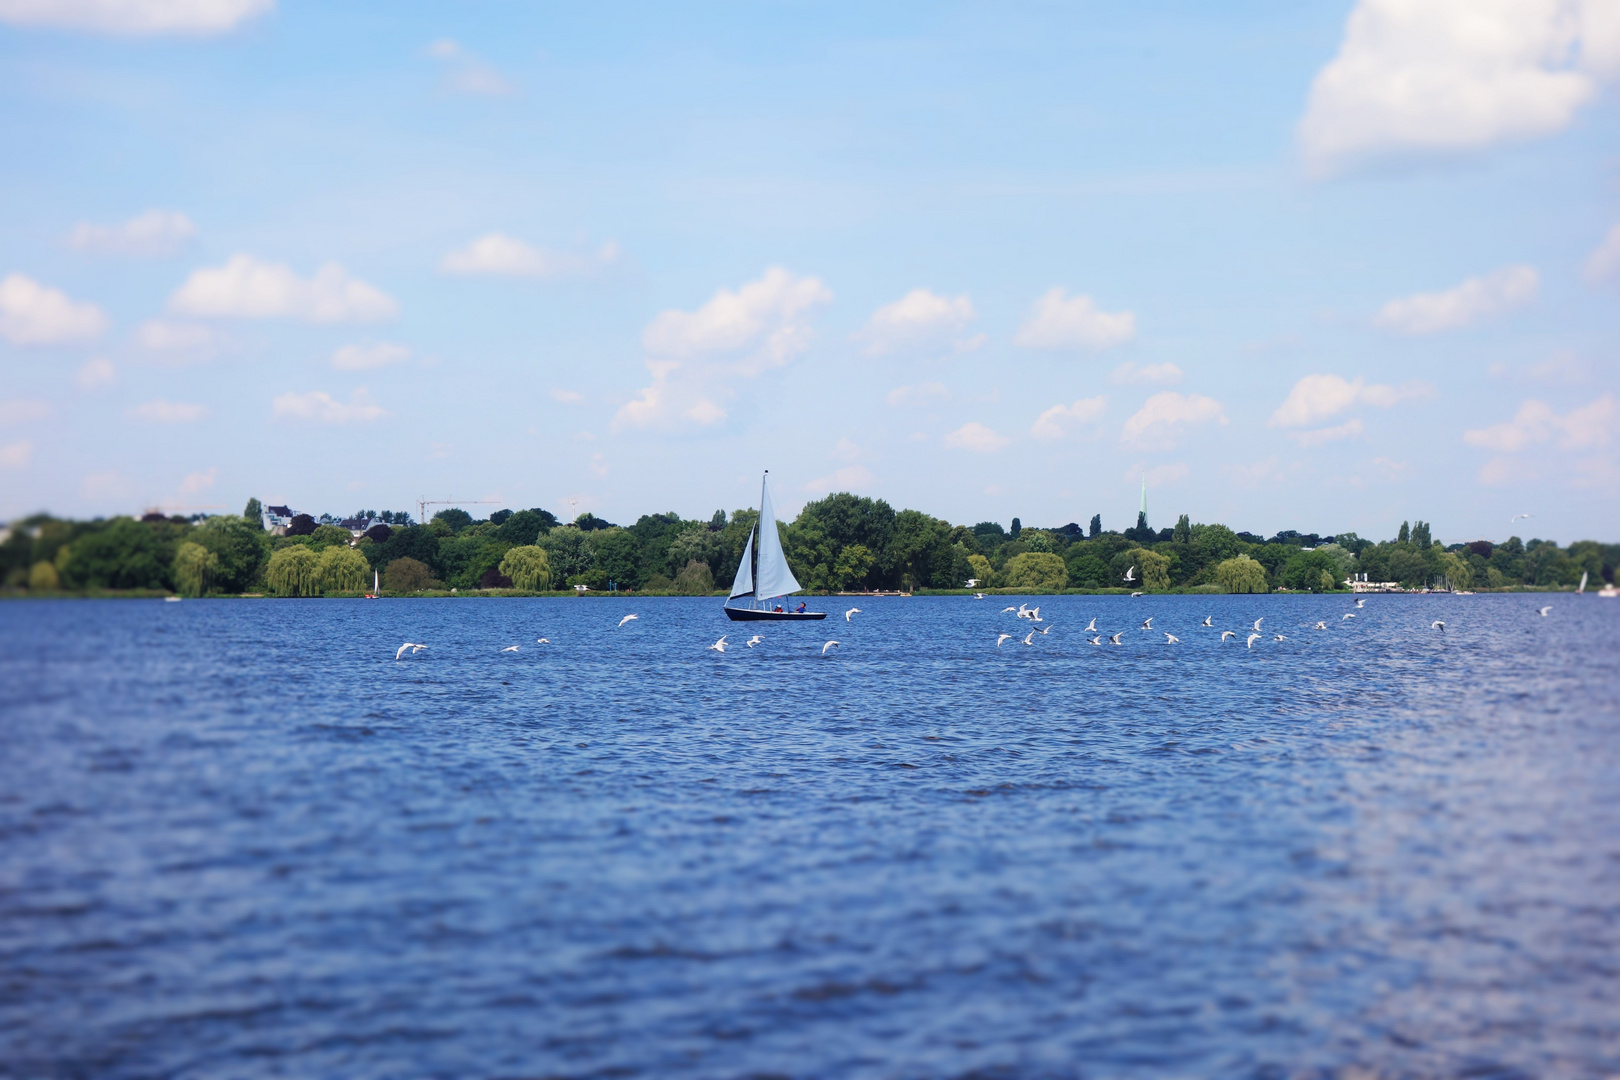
(2, 495, 1615, 596)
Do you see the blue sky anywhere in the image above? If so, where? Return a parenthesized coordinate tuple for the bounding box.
(2, 0, 1616, 542)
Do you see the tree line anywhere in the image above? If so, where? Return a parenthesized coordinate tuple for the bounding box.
(2, 494, 1614, 596)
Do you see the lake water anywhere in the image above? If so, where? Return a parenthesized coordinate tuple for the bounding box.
(2, 594, 1617, 1078)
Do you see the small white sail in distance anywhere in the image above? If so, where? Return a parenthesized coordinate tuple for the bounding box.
(729, 528, 754, 600)
(729, 471, 801, 601)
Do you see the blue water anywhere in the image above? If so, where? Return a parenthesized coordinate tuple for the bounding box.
(2, 594, 1617, 1079)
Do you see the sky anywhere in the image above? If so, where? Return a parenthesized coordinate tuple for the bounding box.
(1, 0, 1617, 544)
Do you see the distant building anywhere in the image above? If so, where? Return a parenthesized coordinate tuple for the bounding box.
(339, 516, 373, 537)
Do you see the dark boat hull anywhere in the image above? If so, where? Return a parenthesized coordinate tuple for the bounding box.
(723, 607, 828, 621)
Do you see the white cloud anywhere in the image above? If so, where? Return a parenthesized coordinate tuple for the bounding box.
(331, 342, 409, 371)
(1031, 396, 1107, 440)
(1291, 418, 1366, 447)
(76, 357, 116, 389)
(853, 288, 979, 356)
(129, 399, 207, 423)
(1464, 395, 1617, 452)
(1374, 265, 1536, 334)
(68, 209, 195, 255)
(885, 382, 948, 407)
(1013, 287, 1135, 351)
(1121, 392, 1226, 450)
(1585, 223, 1620, 280)
(642, 267, 831, 374)
(133, 318, 217, 362)
(550, 388, 584, 403)
(1111, 361, 1183, 385)
(805, 464, 876, 493)
(439, 233, 620, 278)
(178, 466, 217, 494)
(1299, 0, 1620, 175)
(426, 38, 516, 96)
(1269, 374, 1433, 427)
(0, 273, 107, 345)
(0, 0, 273, 35)
(0, 399, 50, 425)
(169, 254, 397, 323)
(944, 421, 1009, 453)
(0, 440, 31, 468)
(271, 389, 386, 424)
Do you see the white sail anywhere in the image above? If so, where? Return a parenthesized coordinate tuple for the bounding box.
(753, 473, 802, 600)
(729, 528, 755, 599)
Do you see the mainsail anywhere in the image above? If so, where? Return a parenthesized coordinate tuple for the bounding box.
(753, 473, 801, 600)
(728, 472, 800, 602)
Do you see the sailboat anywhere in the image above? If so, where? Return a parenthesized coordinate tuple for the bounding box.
(724, 471, 827, 621)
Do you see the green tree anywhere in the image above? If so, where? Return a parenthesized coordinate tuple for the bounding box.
(499, 546, 552, 591)
(1216, 555, 1268, 593)
(384, 556, 439, 593)
(1438, 551, 1472, 591)
(674, 559, 715, 594)
(432, 508, 474, 532)
(1126, 547, 1171, 589)
(1388, 548, 1427, 586)
(1022, 530, 1055, 553)
(538, 527, 593, 582)
(28, 560, 60, 590)
(589, 528, 643, 588)
(1088, 514, 1101, 538)
(495, 508, 556, 546)
(1411, 520, 1432, 548)
(1279, 549, 1341, 592)
(1173, 514, 1191, 544)
(195, 516, 270, 593)
(1397, 521, 1410, 544)
(1002, 551, 1068, 590)
(265, 546, 320, 596)
(1064, 551, 1110, 588)
(316, 546, 370, 593)
(173, 541, 219, 597)
(668, 525, 725, 576)
(1010, 517, 1022, 539)
(966, 552, 993, 587)
(58, 518, 172, 590)
(833, 543, 877, 590)
(242, 498, 263, 527)
(309, 524, 353, 547)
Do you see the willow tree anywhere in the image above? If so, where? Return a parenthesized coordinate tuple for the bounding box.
(1124, 548, 1171, 590)
(173, 541, 220, 597)
(266, 545, 320, 597)
(1002, 552, 1068, 590)
(1215, 554, 1268, 594)
(316, 546, 370, 593)
(498, 545, 552, 591)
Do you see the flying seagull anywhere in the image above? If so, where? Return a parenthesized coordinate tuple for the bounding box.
(1538, 606, 1552, 617)
(746, 635, 763, 647)
(1109, 631, 1124, 645)
(1131, 591, 1144, 598)
(1164, 632, 1179, 644)
(1023, 631, 1035, 646)
(1085, 617, 1098, 632)
(1140, 617, 1154, 631)
(1123, 565, 1136, 582)
(1088, 635, 1103, 646)
(1273, 634, 1286, 642)
(618, 614, 638, 628)
(536, 637, 550, 644)
(822, 640, 841, 655)
(1342, 612, 1355, 620)
(1354, 598, 1366, 608)
(1201, 615, 1212, 628)
(1252, 617, 1264, 631)
(1431, 620, 1445, 632)
(395, 642, 426, 659)
(1247, 633, 1261, 649)
(500, 645, 520, 652)
(996, 633, 1013, 647)
(845, 608, 861, 622)
(707, 635, 727, 653)
(1314, 622, 1327, 631)
(1036, 624, 1054, 635)
(1002, 606, 1018, 614)
(1028, 607, 1042, 622)
(1510, 512, 1532, 525)
(974, 593, 987, 599)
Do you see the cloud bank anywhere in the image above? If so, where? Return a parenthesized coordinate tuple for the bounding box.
(1375, 265, 1536, 334)
(169, 255, 397, 323)
(1014, 287, 1135, 350)
(0, 273, 106, 345)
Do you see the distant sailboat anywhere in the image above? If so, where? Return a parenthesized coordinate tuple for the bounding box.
(724, 471, 827, 622)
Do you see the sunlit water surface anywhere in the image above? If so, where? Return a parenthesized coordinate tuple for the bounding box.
(2, 594, 1617, 1079)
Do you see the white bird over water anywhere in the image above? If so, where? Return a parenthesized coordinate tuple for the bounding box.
(1354, 598, 1366, 608)
(1201, 615, 1212, 628)
(1002, 606, 1018, 614)
(1123, 565, 1136, 583)
(618, 614, 638, 628)
(1141, 616, 1154, 630)
(1342, 612, 1355, 620)
(1028, 607, 1042, 622)
(845, 607, 861, 622)
(1023, 631, 1035, 646)
(997, 633, 1014, 647)
(974, 593, 987, 599)
(1432, 620, 1445, 632)
(501, 645, 520, 652)
(1221, 630, 1237, 641)
(707, 635, 727, 653)
(1089, 635, 1103, 646)
(746, 635, 763, 647)
(536, 638, 550, 644)
(1036, 624, 1054, 635)
(1538, 606, 1552, 617)
(822, 640, 840, 655)
(1109, 631, 1124, 645)
(1252, 617, 1264, 631)
(1247, 633, 1261, 649)
(1314, 622, 1327, 631)
(1164, 632, 1179, 644)
(1085, 617, 1098, 632)
(1131, 591, 1144, 598)
(396, 642, 426, 659)
(1273, 634, 1286, 642)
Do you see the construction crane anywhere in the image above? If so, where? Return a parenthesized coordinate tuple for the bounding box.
(417, 497, 502, 527)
